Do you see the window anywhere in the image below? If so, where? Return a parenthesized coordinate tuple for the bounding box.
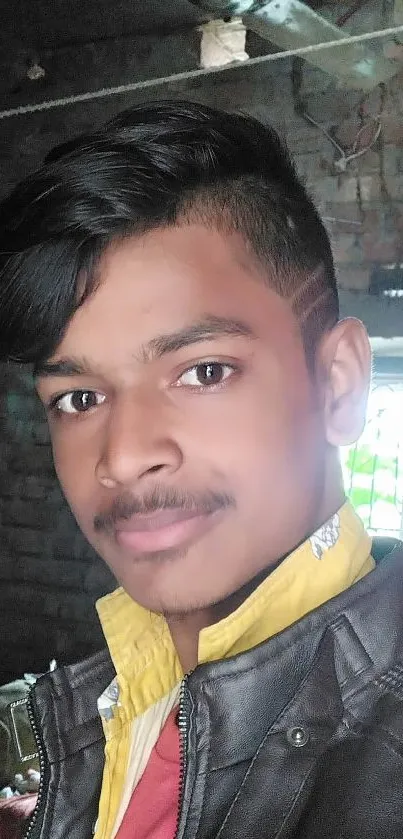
(342, 366, 403, 538)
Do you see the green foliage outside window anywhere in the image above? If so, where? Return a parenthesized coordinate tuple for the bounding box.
(341, 383, 403, 536)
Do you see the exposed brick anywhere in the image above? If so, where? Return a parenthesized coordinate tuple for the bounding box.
(84, 562, 116, 597)
(0, 554, 85, 589)
(361, 85, 383, 118)
(355, 149, 381, 175)
(51, 544, 94, 564)
(335, 117, 361, 149)
(324, 201, 365, 225)
(19, 475, 59, 500)
(381, 117, 403, 147)
(337, 265, 370, 292)
(2, 499, 59, 529)
(57, 590, 100, 623)
(32, 422, 50, 445)
(0, 582, 61, 618)
(0, 610, 105, 674)
(361, 208, 380, 233)
(384, 177, 403, 200)
(396, 150, 403, 175)
(9, 446, 56, 476)
(334, 176, 361, 204)
(330, 233, 364, 265)
(2, 526, 50, 555)
(362, 235, 400, 263)
(357, 175, 382, 204)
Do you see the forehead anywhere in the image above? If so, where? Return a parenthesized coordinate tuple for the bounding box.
(57, 224, 301, 361)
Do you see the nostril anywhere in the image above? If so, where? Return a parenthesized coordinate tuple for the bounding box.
(148, 464, 164, 474)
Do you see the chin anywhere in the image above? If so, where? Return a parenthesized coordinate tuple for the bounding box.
(106, 537, 253, 618)
(121, 567, 250, 619)
(119, 572, 226, 616)
(123, 582, 218, 617)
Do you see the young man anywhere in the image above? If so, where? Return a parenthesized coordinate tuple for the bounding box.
(0, 100, 402, 839)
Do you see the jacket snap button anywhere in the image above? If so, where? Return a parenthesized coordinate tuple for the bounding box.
(286, 726, 309, 748)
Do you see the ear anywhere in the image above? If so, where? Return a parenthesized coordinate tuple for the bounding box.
(317, 318, 372, 447)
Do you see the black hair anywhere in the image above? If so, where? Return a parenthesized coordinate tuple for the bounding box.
(0, 100, 339, 365)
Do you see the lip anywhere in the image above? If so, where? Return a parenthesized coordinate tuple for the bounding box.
(114, 509, 220, 554)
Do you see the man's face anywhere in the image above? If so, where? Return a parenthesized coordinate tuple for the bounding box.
(36, 225, 334, 614)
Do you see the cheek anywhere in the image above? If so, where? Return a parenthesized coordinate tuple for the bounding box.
(226, 401, 324, 563)
(192, 377, 315, 461)
(199, 377, 322, 504)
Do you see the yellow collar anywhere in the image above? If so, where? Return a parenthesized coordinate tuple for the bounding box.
(96, 501, 373, 720)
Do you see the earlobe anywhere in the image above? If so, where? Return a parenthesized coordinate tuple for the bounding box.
(320, 318, 372, 448)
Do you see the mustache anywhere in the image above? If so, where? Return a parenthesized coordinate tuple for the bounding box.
(93, 485, 235, 534)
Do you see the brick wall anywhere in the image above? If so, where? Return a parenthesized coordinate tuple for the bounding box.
(0, 364, 114, 683)
(314, 79, 403, 294)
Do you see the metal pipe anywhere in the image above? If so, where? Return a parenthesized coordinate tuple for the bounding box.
(190, 0, 400, 89)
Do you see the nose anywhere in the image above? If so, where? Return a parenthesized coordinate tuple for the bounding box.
(95, 392, 183, 489)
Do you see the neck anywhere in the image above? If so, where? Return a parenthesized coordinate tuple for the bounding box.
(168, 475, 345, 674)
(166, 565, 275, 673)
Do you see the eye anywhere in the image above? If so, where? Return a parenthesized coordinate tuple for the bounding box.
(177, 362, 235, 388)
(51, 390, 106, 415)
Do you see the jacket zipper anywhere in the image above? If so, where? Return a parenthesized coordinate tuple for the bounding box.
(22, 674, 192, 839)
(23, 692, 46, 839)
(175, 674, 191, 839)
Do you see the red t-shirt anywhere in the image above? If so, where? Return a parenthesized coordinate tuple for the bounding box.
(0, 793, 37, 839)
(115, 709, 180, 839)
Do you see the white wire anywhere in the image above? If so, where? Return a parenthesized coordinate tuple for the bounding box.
(302, 112, 346, 157)
(323, 217, 362, 225)
(346, 119, 382, 163)
(0, 22, 403, 120)
(305, 110, 383, 172)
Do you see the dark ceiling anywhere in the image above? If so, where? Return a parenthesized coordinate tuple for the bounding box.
(0, 0, 336, 55)
(1, 0, 401, 199)
(0, 0, 209, 51)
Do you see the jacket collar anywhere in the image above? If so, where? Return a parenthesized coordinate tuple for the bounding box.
(26, 539, 403, 839)
(31, 536, 402, 762)
(95, 501, 373, 720)
(187, 538, 403, 772)
(174, 538, 403, 839)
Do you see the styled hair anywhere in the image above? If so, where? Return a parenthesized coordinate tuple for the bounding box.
(0, 100, 339, 365)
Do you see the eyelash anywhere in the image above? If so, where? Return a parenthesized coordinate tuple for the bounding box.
(47, 391, 106, 417)
(175, 361, 238, 391)
(46, 360, 240, 417)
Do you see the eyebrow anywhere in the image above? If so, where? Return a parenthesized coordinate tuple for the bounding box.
(34, 316, 256, 379)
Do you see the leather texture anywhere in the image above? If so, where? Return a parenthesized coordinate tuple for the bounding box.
(28, 538, 403, 839)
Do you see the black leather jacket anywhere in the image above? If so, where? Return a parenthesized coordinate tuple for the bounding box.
(22, 538, 403, 839)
